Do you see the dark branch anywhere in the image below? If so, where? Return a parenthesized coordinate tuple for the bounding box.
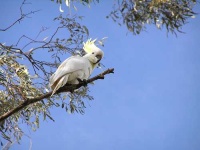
(0, 0, 40, 32)
(0, 68, 114, 122)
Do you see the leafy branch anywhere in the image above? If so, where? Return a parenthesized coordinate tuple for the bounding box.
(0, 68, 114, 122)
(0, 13, 97, 144)
(108, 0, 197, 35)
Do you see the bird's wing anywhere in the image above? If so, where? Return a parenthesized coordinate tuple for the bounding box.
(51, 74, 70, 96)
(49, 55, 85, 87)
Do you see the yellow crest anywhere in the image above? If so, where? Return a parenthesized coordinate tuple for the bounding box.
(83, 38, 97, 53)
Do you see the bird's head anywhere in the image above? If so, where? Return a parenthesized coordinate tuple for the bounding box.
(83, 39, 104, 65)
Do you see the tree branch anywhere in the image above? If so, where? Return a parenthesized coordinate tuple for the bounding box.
(0, 0, 40, 32)
(0, 68, 114, 122)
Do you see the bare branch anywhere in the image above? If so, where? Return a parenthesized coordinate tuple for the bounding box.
(0, 68, 114, 122)
(0, 0, 40, 32)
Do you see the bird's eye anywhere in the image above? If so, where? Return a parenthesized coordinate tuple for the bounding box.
(92, 52, 94, 54)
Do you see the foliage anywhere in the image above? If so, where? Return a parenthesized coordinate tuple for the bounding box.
(108, 0, 197, 35)
(51, 0, 100, 6)
(51, 0, 99, 4)
(0, 0, 198, 147)
(52, 0, 197, 35)
(0, 13, 92, 146)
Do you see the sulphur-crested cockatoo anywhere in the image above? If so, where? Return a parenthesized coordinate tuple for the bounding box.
(49, 39, 104, 95)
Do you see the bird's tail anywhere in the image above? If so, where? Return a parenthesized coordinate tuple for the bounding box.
(51, 75, 69, 96)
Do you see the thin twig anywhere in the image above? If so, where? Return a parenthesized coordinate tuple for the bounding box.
(0, 68, 114, 122)
(0, 0, 40, 32)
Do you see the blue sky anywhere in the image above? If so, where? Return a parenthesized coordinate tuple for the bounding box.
(1, 0, 200, 150)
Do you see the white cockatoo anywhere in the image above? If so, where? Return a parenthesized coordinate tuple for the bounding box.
(49, 39, 104, 95)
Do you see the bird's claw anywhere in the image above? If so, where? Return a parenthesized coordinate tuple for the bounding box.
(77, 78, 88, 87)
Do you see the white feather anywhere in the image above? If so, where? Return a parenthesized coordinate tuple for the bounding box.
(52, 74, 69, 96)
(49, 39, 104, 96)
(50, 55, 93, 96)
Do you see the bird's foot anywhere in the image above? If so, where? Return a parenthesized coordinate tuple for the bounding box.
(77, 78, 88, 87)
(69, 89, 75, 93)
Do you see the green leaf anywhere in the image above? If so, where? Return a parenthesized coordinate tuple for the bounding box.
(46, 114, 55, 122)
(62, 103, 64, 108)
(83, 25, 89, 36)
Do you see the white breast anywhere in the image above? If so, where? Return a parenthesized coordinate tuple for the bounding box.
(67, 60, 92, 84)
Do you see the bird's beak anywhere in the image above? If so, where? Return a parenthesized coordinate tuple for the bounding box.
(95, 55, 102, 64)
